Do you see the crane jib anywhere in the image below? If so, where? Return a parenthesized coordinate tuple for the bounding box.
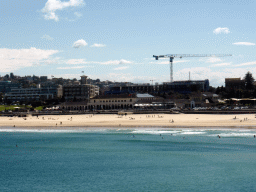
(153, 54, 232, 58)
(152, 54, 232, 83)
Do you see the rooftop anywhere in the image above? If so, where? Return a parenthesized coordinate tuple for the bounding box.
(136, 93, 154, 98)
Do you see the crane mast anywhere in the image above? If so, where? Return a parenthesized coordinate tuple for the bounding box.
(153, 54, 232, 83)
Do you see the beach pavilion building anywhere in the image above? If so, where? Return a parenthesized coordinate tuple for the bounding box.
(86, 93, 136, 110)
(60, 93, 176, 112)
(60, 93, 137, 111)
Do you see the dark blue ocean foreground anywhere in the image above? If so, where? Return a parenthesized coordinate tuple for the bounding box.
(1, 128, 256, 192)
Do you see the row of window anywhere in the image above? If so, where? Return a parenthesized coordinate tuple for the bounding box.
(94, 99, 133, 103)
(64, 92, 89, 95)
(9, 92, 56, 94)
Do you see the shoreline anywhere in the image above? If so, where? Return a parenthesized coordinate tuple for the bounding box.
(1, 127, 256, 131)
(0, 113, 256, 129)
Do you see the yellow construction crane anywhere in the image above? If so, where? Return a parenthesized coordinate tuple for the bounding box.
(153, 54, 232, 82)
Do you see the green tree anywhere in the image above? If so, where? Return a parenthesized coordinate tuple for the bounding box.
(244, 71, 254, 90)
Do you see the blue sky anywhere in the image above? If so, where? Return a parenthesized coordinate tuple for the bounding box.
(0, 0, 255, 87)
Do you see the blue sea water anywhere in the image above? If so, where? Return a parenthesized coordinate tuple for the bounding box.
(1, 128, 256, 192)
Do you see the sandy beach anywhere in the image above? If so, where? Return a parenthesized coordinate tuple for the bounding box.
(0, 113, 256, 129)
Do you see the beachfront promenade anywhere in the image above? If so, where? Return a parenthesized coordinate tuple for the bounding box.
(1, 108, 256, 118)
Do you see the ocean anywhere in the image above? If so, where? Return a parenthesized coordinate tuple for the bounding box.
(1, 128, 256, 192)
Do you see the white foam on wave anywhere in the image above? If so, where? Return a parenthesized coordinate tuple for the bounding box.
(237, 129, 253, 132)
(0, 128, 84, 133)
(0, 127, 140, 134)
(218, 132, 256, 137)
(132, 129, 180, 135)
(0, 127, 117, 133)
(1, 127, 255, 137)
(179, 131, 206, 135)
(131, 128, 240, 136)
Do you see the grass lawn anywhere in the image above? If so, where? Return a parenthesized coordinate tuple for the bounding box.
(0, 105, 30, 111)
(35, 106, 44, 111)
(0, 105, 45, 111)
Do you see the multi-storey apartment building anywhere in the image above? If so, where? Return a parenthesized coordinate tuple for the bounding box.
(0, 81, 21, 93)
(4, 86, 60, 102)
(63, 76, 99, 101)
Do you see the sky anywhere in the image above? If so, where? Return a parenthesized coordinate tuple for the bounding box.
(0, 0, 256, 87)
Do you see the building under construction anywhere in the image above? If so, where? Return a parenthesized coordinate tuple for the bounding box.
(107, 79, 209, 95)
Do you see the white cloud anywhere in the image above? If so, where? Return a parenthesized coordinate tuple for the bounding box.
(205, 57, 222, 63)
(57, 66, 84, 69)
(233, 42, 255, 46)
(43, 57, 62, 65)
(66, 59, 87, 64)
(90, 43, 106, 48)
(173, 66, 256, 87)
(73, 39, 87, 48)
(52, 64, 256, 87)
(44, 12, 59, 21)
(90, 73, 150, 83)
(211, 62, 231, 67)
(235, 61, 256, 67)
(97, 59, 132, 65)
(42, 0, 85, 21)
(174, 67, 238, 87)
(0, 47, 59, 72)
(74, 12, 82, 17)
(114, 66, 129, 70)
(41, 34, 54, 40)
(213, 27, 230, 34)
(50, 73, 80, 79)
(82, 66, 250, 87)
